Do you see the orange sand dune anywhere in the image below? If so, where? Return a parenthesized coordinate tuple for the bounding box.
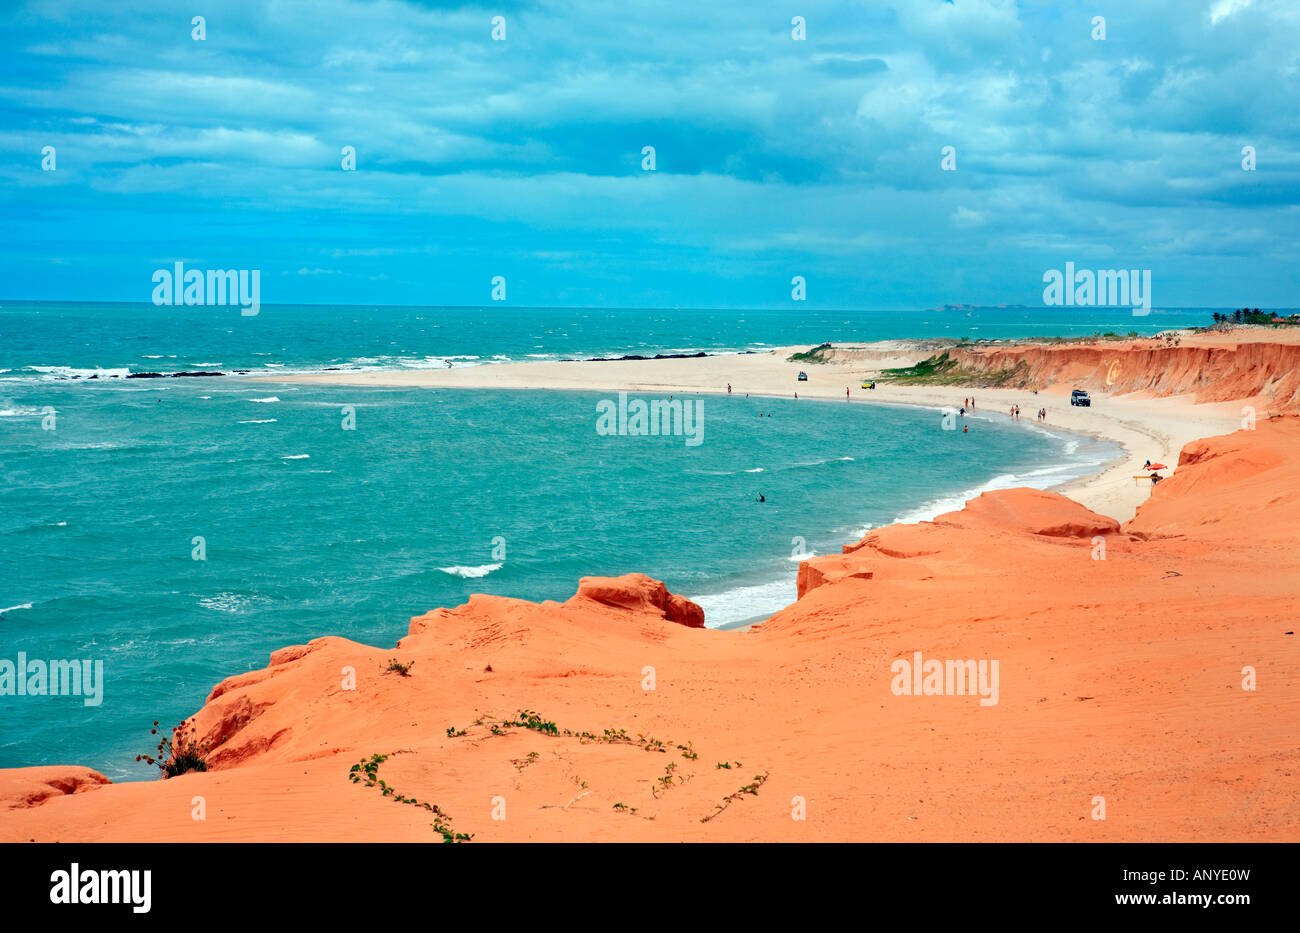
(4, 416, 1297, 842)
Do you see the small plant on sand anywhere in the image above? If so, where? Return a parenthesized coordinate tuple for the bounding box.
(384, 658, 415, 676)
(701, 772, 770, 823)
(445, 726, 467, 738)
(510, 751, 541, 772)
(652, 760, 689, 799)
(137, 719, 221, 778)
(510, 709, 559, 734)
(348, 752, 471, 843)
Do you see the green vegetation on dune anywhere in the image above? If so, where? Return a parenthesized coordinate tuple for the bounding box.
(880, 351, 1031, 387)
(786, 342, 834, 363)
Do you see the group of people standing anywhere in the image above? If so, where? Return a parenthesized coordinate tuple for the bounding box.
(1009, 404, 1048, 422)
(957, 397, 1049, 424)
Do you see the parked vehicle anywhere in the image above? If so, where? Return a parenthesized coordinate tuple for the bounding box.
(1070, 389, 1091, 407)
(797, 371, 808, 382)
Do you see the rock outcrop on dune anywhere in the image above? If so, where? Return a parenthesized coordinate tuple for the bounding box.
(798, 489, 1120, 598)
(3, 422, 1298, 842)
(943, 336, 1300, 409)
(0, 767, 110, 810)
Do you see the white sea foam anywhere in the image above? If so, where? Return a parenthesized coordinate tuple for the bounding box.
(438, 563, 502, 578)
(281, 453, 310, 459)
(199, 593, 268, 613)
(247, 396, 280, 403)
(0, 602, 33, 615)
(691, 577, 797, 629)
(889, 449, 1109, 526)
(238, 419, 277, 424)
(29, 365, 131, 380)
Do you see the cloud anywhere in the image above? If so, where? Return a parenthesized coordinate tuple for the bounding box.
(1210, 0, 1254, 26)
(0, 0, 1296, 308)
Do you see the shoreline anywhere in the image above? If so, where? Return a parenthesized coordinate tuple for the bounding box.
(669, 393, 1121, 630)
(240, 339, 1213, 632)
(250, 341, 1248, 524)
(249, 358, 1132, 632)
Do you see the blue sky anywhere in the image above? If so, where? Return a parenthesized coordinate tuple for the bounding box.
(1, 0, 1297, 308)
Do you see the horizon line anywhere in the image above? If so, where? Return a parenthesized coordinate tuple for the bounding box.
(2, 299, 1292, 314)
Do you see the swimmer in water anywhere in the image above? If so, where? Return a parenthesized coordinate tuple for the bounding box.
(757, 493, 766, 502)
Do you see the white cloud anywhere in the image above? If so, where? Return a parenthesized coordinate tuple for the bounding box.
(1210, 0, 1254, 26)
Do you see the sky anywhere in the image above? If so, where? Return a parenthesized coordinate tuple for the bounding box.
(1, 0, 1297, 309)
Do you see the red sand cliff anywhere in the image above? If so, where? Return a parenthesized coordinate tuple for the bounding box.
(3, 413, 1297, 841)
(945, 331, 1300, 410)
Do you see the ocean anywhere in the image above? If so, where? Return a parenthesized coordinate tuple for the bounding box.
(0, 301, 1151, 778)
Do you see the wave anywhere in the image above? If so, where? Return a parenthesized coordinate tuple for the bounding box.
(238, 419, 277, 424)
(438, 562, 502, 578)
(0, 405, 52, 417)
(199, 593, 270, 614)
(338, 355, 477, 371)
(281, 453, 310, 460)
(28, 365, 132, 380)
(247, 396, 280, 403)
(691, 577, 797, 629)
(0, 602, 33, 615)
(777, 455, 857, 472)
(889, 451, 1109, 525)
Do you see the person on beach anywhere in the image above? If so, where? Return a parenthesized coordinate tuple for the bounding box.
(1015, 405, 1021, 419)
(727, 383, 732, 394)
(960, 406, 966, 416)
(846, 387, 850, 399)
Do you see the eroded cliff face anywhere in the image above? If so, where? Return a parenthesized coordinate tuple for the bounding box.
(944, 339, 1300, 408)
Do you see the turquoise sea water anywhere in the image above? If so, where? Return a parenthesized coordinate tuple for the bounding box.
(0, 303, 1130, 778)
